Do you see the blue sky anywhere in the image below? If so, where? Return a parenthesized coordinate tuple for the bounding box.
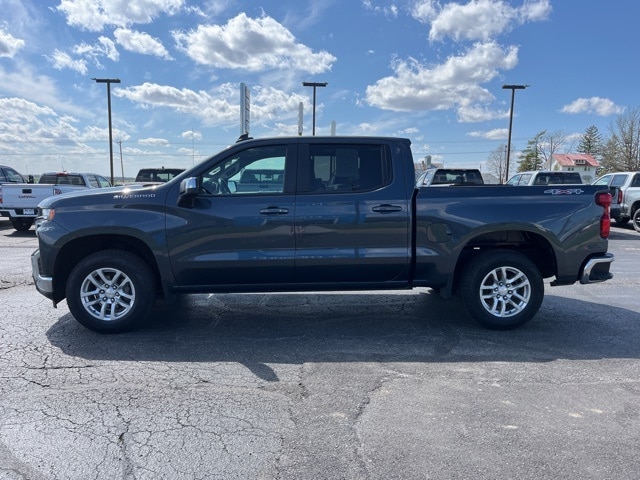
(0, 0, 637, 178)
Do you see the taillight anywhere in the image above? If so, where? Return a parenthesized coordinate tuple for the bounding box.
(595, 191, 611, 239)
(617, 189, 623, 204)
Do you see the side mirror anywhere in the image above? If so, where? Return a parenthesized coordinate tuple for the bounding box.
(27, 175, 35, 184)
(179, 177, 199, 198)
(178, 177, 199, 208)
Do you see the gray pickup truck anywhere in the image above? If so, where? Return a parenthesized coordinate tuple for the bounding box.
(593, 171, 640, 231)
(31, 136, 614, 333)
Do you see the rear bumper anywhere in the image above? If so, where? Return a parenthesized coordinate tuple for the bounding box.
(580, 253, 614, 284)
(0, 208, 36, 218)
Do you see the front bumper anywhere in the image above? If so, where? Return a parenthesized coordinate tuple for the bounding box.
(580, 253, 614, 284)
(31, 249, 55, 301)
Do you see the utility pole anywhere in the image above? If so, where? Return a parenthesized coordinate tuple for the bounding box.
(502, 84, 528, 183)
(302, 81, 328, 135)
(117, 140, 124, 185)
(92, 78, 121, 184)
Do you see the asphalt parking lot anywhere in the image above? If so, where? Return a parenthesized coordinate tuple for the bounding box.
(0, 216, 638, 480)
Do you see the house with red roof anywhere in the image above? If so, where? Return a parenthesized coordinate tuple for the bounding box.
(549, 153, 599, 183)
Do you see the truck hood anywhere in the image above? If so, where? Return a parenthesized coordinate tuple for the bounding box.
(38, 183, 164, 208)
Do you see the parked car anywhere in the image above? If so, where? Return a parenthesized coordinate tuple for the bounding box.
(233, 168, 285, 193)
(593, 171, 640, 230)
(0, 165, 32, 184)
(416, 168, 484, 186)
(135, 167, 185, 183)
(506, 171, 584, 186)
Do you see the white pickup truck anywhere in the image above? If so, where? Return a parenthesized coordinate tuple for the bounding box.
(0, 172, 111, 231)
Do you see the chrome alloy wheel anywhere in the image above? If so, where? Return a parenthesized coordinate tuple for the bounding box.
(80, 267, 136, 321)
(479, 265, 531, 318)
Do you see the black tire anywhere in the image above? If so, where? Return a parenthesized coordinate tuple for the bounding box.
(614, 217, 630, 225)
(11, 218, 33, 231)
(459, 250, 544, 330)
(633, 209, 640, 233)
(66, 250, 156, 333)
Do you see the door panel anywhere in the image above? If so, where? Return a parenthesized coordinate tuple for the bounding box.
(166, 144, 296, 286)
(293, 143, 410, 284)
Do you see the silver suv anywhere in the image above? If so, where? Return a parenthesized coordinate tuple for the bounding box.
(593, 171, 640, 231)
(506, 170, 583, 186)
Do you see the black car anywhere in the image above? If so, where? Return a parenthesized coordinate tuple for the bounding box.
(0, 165, 31, 183)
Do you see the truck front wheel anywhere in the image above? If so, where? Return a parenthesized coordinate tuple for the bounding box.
(459, 250, 544, 329)
(66, 250, 156, 333)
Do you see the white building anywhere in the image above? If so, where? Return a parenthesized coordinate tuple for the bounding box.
(549, 153, 599, 184)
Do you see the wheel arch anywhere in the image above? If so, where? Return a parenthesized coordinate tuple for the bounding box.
(52, 234, 163, 303)
(453, 229, 556, 294)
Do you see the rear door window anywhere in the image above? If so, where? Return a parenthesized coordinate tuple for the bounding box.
(298, 144, 392, 193)
(611, 175, 628, 187)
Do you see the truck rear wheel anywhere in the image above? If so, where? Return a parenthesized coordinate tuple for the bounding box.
(10, 218, 33, 231)
(459, 250, 544, 329)
(66, 250, 155, 333)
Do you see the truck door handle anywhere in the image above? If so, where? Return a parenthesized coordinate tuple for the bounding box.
(259, 207, 290, 215)
(372, 204, 403, 213)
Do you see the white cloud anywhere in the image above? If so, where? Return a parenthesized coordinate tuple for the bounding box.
(411, 0, 438, 22)
(467, 128, 508, 140)
(252, 86, 308, 121)
(366, 42, 518, 119)
(181, 130, 202, 140)
(114, 82, 306, 127)
(561, 97, 624, 116)
(458, 105, 509, 123)
(362, 0, 399, 17)
(139, 137, 170, 146)
(0, 65, 89, 117)
(98, 37, 119, 61)
(49, 37, 120, 73)
(114, 28, 173, 59)
(45, 37, 120, 75)
(173, 13, 336, 73)
(73, 37, 120, 62)
(412, 0, 552, 42)
(0, 97, 114, 175)
(56, 0, 185, 32)
(50, 50, 88, 74)
(0, 27, 25, 58)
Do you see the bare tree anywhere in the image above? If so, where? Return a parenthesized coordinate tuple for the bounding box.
(486, 145, 509, 183)
(538, 130, 568, 169)
(602, 107, 640, 172)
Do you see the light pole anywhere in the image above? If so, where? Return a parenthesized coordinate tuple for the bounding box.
(92, 78, 121, 184)
(302, 81, 327, 135)
(502, 84, 528, 183)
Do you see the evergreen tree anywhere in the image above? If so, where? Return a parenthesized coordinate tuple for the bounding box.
(578, 125, 603, 157)
(517, 131, 545, 172)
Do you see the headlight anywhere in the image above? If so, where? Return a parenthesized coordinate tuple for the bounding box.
(40, 208, 56, 221)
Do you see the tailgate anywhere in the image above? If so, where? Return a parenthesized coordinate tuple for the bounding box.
(0, 185, 55, 208)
